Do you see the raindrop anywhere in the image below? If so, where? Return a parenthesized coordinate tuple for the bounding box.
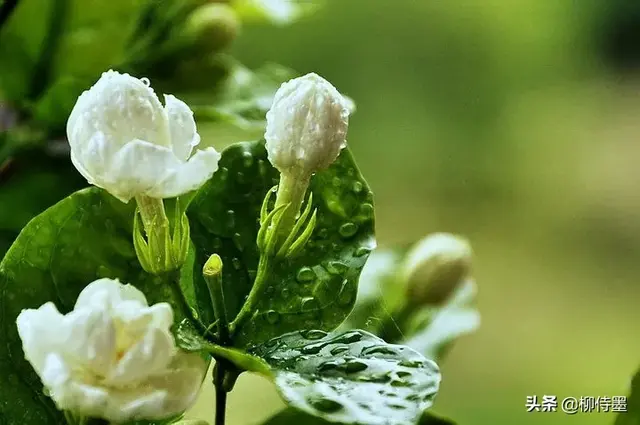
(226, 210, 236, 229)
(232, 232, 243, 251)
(296, 267, 316, 283)
(242, 151, 254, 168)
(232, 257, 242, 270)
(338, 280, 354, 306)
(352, 181, 363, 194)
(213, 237, 223, 250)
(398, 360, 423, 368)
(318, 360, 341, 372)
(388, 403, 406, 410)
(354, 246, 370, 258)
(236, 171, 247, 184)
(332, 331, 363, 345)
(308, 396, 343, 413)
(362, 346, 400, 357)
(396, 371, 412, 378)
(301, 330, 327, 340)
(301, 342, 327, 355)
(218, 167, 229, 181)
(325, 261, 348, 275)
(359, 203, 374, 220)
(140, 77, 150, 86)
(281, 287, 291, 298)
(265, 285, 275, 296)
(344, 360, 368, 373)
(390, 379, 412, 388)
(265, 310, 280, 324)
(330, 345, 349, 355)
(258, 159, 268, 176)
(301, 296, 320, 312)
(406, 394, 422, 402)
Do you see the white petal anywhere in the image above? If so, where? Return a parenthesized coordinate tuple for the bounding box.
(75, 278, 148, 310)
(165, 94, 201, 161)
(148, 147, 220, 199)
(16, 303, 65, 374)
(105, 139, 182, 202)
(67, 70, 170, 158)
(106, 327, 175, 386)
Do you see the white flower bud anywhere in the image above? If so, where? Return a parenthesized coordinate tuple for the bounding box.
(402, 233, 473, 306)
(67, 70, 221, 203)
(265, 73, 351, 176)
(16, 279, 207, 422)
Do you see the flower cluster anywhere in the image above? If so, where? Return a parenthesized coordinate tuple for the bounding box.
(17, 68, 352, 423)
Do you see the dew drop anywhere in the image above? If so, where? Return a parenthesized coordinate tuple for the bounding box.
(396, 371, 412, 378)
(140, 77, 150, 86)
(338, 280, 354, 306)
(398, 360, 423, 368)
(301, 329, 327, 340)
(232, 257, 242, 270)
(226, 210, 236, 229)
(218, 167, 229, 181)
(325, 261, 348, 275)
(258, 159, 268, 176)
(296, 267, 316, 283)
(308, 396, 343, 413)
(265, 285, 275, 296)
(390, 379, 412, 388)
(359, 203, 374, 220)
(236, 171, 247, 184)
(362, 346, 400, 357)
(318, 360, 341, 372)
(301, 342, 327, 355)
(332, 331, 363, 344)
(344, 360, 368, 373)
(354, 246, 370, 257)
(352, 181, 363, 194)
(339, 222, 358, 239)
(281, 287, 291, 298)
(232, 232, 243, 251)
(330, 345, 349, 355)
(242, 151, 254, 168)
(301, 297, 320, 312)
(265, 310, 280, 324)
(213, 237, 223, 250)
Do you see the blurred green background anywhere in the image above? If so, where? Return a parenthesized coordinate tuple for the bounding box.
(188, 0, 640, 424)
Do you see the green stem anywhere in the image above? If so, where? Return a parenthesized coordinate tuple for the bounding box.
(273, 170, 310, 246)
(213, 362, 228, 425)
(203, 254, 229, 343)
(135, 195, 172, 267)
(167, 270, 210, 338)
(229, 254, 271, 336)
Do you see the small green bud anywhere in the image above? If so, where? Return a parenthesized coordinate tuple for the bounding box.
(402, 233, 473, 306)
(203, 253, 224, 278)
(203, 254, 229, 341)
(184, 4, 240, 52)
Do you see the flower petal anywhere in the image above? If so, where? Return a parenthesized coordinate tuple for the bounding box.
(75, 278, 148, 310)
(105, 139, 182, 202)
(16, 303, 65, 374)
(165, 94, 201, 161)
(148, 147, 220, 199)
(67, 70, 170, 158)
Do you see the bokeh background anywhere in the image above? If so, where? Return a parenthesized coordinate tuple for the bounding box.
(187, 0, 640, 424)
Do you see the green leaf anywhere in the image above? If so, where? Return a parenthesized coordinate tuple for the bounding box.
(250, 329, 440, 425)
(188, 60, 296, 132)
(261, 408, 456, 425)
(615, 368, 640, 425)
(0, 187, 197, 424)
(176, 319, 271, 375)
(187, 141, 376, 347)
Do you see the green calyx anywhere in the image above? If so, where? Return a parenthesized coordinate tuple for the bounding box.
(133, 196, 190, 275)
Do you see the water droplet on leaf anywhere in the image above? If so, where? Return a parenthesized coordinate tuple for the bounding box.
(352, 181, 363, 193)
(332, 331, 363, 344)
(232, 257, 242, 270)
(296, 267, 316, 283)
(354, 246, 370, 257)
(242, 151, 254, 168)
(301, 342, 327, 355)
(359, 203, 374, 220)
(339, 222, 358, 239)
(301, 297, 320, 312)
(325, 261, 348, 275)
(226, 210, 235, 229)
(265, 310, 280, 324)
(301, 330, 327, 340)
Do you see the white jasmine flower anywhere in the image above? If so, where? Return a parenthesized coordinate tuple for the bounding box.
(265, 73, 351, 176)
(67, 70, 220, 203)
(16, 278, 206, 422)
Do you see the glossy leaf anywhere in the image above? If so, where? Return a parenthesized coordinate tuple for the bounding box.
(187, 141, 376, 347)
(250, 329, 440, 425)
(261, 408, 456, 425)
(615, 367, 640, 425)
(0, 188, 197, 424)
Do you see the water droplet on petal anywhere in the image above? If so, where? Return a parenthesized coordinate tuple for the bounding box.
(308, 396, 343, 413)
(318, 360, 341, 372)
(339, 222, 358, 239)
(330, 345, 349, 355)
(398, 360, 423, 368)
(344, 360, 368, 373)
(296, 267, 316, 283)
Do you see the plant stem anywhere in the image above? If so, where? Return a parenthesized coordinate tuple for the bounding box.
(273, 171, 310, 246)
(229, 253, 271, 336)
(203, 254, 229, 343)
(213, 362, 229, 425)
(167, 270, 209, 337)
